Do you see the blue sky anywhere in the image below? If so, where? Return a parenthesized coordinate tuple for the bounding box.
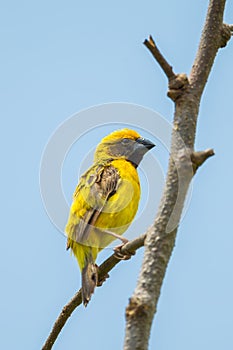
(1, 1, 233, 349)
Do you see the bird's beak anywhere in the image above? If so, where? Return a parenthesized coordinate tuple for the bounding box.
(136, 137, 155, 150)
(129, 137, 155, 168)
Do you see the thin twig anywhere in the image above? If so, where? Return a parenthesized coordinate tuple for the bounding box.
(143, 35, 176, 80)
(144, 36, 189, 101)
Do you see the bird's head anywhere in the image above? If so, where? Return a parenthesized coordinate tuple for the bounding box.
(94, 128, 155, 167)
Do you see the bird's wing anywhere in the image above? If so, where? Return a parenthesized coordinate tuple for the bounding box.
(69, 164, 120, 245)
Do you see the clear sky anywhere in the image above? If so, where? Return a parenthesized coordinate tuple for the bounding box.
(1, 1, 233, 349)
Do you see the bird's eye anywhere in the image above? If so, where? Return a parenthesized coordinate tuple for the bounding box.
(121, 138, 131, 145)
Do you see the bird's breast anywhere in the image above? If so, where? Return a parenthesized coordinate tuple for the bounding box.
(95, 159, 140, 232)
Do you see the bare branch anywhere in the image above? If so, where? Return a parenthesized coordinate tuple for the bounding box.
(124, 1, 229, 349)
(41, 233, 146, 350)
(191, 148, 215, 172)
(144, 36, 190, 102)
(143, 35, 176, 80)
(189, 0, 227, 97)
(41, 291, 82, 350)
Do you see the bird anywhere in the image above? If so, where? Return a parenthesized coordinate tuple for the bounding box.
(65, 128, 155, 306)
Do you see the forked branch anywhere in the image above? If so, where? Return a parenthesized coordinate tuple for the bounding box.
(143, 36, 176, 80)
(124, 1, 231, 350)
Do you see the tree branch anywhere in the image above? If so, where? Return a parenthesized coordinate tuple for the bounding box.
(189, 1, 229, 97)
(191, 148, 215, 173)
(124, 1, 229, 349)
(143, 35, 176, 80)
(144, 35, 190, 102)
(41, 233, 146, 350)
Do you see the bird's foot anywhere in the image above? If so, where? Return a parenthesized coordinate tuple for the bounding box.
(113, 241, 136, 260)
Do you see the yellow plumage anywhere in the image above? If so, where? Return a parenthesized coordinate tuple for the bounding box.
(65, 128, 155, 306)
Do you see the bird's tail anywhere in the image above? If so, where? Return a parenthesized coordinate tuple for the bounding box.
(81, 261, 98, 307)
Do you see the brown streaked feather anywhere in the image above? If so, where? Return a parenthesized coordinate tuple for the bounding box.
(70, 165, 120, 245)
(73, 164, 103, 198)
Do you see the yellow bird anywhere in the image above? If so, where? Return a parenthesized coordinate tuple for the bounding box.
(65, 128, 155, 306)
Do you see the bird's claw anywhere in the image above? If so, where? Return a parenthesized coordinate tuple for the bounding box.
(113, 243, 135, 260)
